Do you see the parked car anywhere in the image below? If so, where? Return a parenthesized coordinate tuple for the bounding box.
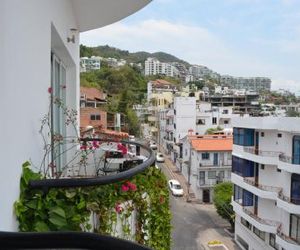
(128, 135, 135, 141)
(156, 152, 164, 163)
(168, 179, 184, 196)
(149, 142, 157, 150)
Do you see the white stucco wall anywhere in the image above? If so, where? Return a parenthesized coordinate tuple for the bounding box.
(1, 0, 79, 231)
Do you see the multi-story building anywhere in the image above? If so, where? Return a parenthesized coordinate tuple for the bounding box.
(220, 75, 271, 92)
(232, 117, 300, 250)
(204, 93, 260, 115)
(189, 65, 220, 80)
(144, 57, 179, 77)
(180, 134, 232, 202)
(80, 56, 101, 72)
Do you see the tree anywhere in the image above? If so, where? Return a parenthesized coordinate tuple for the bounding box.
(213, 182, 234, 229)
(205, 126, 223, 134)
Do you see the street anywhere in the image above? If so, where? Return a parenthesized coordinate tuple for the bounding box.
(157, 162, 239, 250)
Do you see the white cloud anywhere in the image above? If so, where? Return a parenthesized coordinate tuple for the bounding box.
(80, 19, 300, 91)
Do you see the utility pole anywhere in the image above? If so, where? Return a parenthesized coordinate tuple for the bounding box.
(187, 142, 192, 202)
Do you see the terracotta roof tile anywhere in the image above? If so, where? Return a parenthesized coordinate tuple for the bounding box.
(189, 135, 233, 152)
(80, 87, 105, 100)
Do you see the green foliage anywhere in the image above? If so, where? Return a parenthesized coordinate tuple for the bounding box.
(286, 109, 300, 117)
(15, 163, 172, 249)
(205, 126, 223, 134)
(213, 182, 234, 228)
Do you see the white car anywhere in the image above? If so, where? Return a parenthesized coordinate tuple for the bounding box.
(168, 179, 184, 197)
(149, 142, 157, 150)
(156, 152, 164, 163)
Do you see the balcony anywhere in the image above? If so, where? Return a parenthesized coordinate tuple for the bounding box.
(198, 177, 230, 188)
(198, 163, 232, 170)
(277, 193, 300, 214)
(276, 232, 300, 250)
(233, 145, 279, 165)
(278, 153, 300, 174)
(232, 200, 280, 233)
(147, 115, 157, 122)
(243, 177, 282, 200)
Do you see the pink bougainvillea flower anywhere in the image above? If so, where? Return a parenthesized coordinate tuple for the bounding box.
(48, 87, 52, 94)
(129, 183, 137, 191)
(121, 184, 129, 192)
(115, 203, 123, 214)
(92, 140, 100, 148)
(80, 145, 87, 150)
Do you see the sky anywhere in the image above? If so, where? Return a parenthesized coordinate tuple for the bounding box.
(80, 0, 300, 92)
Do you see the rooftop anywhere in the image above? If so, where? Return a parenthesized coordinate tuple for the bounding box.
(189, 135, 233, 152)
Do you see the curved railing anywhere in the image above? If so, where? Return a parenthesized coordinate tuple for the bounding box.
(244, 177, 282, 193)
(278, 193, 300, 205)
(29, 139, 155, 189)
(0, 231, 152, 249)
(279, 153, 300, 165)
(243, 208, 280, 227)
(243, 147, 281, 157)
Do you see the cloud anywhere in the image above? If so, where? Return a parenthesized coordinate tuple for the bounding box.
(80, 19, 300, 91)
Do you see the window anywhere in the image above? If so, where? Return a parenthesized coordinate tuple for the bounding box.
(241, 217, 251, 230)
(260, 164, 265, 170)
(212, 117, 217, 124)
(208, 171, 216, 179)
(277, 133, 282, 138)
(197, 119, 205, 125)
(277, 168, 281, 172)
(185, 149, 188, 156)
(90, 114, 101, 121)
(269, 233, 279, 250)
(253, 226, 266, 241)
(224, 120, 229, 124)
(233, 128, 255, 146)
(223, 109, 229, 114)
(199, 171, 205, 185)
(290, 214, 300, 244)
(51, 53, 67, 173)
(202, 152, 210, 160)
(261, 132, 264, 137)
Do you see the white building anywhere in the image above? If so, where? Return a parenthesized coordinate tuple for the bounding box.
(144, 57, 179, 77)
(1, 0, 150, 232)
(232, 117, 300, 250)
(180, 135, 232, 202)
(80, 56, 101, 72)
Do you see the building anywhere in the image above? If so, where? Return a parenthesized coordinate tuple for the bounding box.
(189, 65, 220, 80)
(181, 134, 232, 202)
(1, 0, 150, 233)
(80, 56, 101, 72)
(232, 117, 300, 250)
(220, 75, 271, 92)
(204, 93, 260, 115)
(144, 57, 179, 77)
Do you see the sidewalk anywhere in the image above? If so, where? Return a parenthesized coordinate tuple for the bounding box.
(160, 149, 198, 203)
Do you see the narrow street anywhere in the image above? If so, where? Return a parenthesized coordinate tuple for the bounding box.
(157, 162, 239, 250)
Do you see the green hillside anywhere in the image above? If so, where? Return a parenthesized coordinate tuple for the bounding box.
(80, 45, 190, 67)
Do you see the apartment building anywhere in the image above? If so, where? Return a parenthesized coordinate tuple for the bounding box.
(220, 75, 271, 92)
(189, 65, 220, 80)
(232, 117, 300, 250)
(144, 57, 179, 77)
(80, 56, 101, 72)
(180, 134, 232, 202)
(204, 93, 260, 115)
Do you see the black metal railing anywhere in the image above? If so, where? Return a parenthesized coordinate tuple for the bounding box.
(29, 139, 155, 189)
(0, 231, 152, 249)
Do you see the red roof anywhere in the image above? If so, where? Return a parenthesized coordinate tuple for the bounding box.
(80, 87, 105, 101)
(189, 135, 233, 152)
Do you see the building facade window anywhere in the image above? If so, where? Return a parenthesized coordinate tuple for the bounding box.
(236, 235, 249, 250)
(212, 117, 217, 124)
(293, 136, 300, 164)
(241, 217, 252, 230)
(208, 171, 216, 179)
(232, 156, 254, 177)
(269, 233, 279, 250)
(291, 174, 300, 205)
(90, 114, 101, 120)
(290, 214, 300, 244)
(253, 226, 266, 241)
(233, 127, 254, 146)
(202, 152, 210, 160)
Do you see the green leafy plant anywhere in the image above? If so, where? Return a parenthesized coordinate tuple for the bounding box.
(14, 162, 172, 249)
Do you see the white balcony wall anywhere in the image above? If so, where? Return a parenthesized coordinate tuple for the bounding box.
(257, 198, 281, 224)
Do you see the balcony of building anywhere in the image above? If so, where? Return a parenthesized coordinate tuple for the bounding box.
(276, 232, 300, 250)
(197, 177, 231, 188)
(232, 198, 280, 234)
(278, 153, 300, 174)
(277, 193, 300, 214)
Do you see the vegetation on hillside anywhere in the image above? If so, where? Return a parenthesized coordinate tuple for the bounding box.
(80, 64, 147, 135)
(80, 45, 190, 67)
(213, 182, 234, 229)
